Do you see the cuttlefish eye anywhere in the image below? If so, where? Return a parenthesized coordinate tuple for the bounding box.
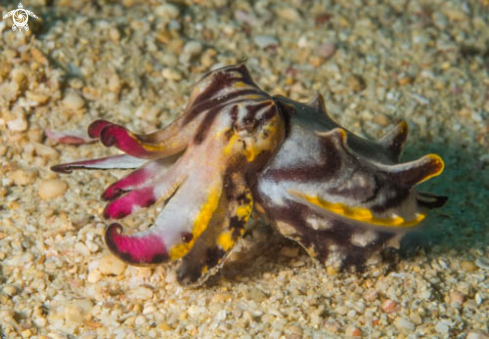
(233, 117, 258, 135)
(226, 100, 285, 165)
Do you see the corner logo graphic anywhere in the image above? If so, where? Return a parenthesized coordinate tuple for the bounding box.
(3, 3, 38, 32)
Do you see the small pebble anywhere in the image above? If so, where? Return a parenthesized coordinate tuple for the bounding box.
(180, 41, 203, 63)
(64, 299, 93, 324)
(26, 91, 50, 105)
(432, 12, 448, 30)
(318, 42, 336, 59)
(6, 111, 28, 132)
(345, 326, 362, 337)
(162, 68, 182, 81)
(467, 331, 489, 339)
(275, 8, 301, 22)
(87, 269, 102, 283)
(347, 75, 366, 92)
(253, 35, 279, 49)
(395, 317, 415, 331)
(247, 287, 268, 302)
(37, 179, 67, 199)
(10, 67, 26, 84)
(285, 325, 303, 336)
(98, 254, 127, 276)
(184, 41, 203, 57)
(335, 305, 348, 315)
(450, 291, 465, 306)
(364, 290, 378, 301)
(10, 169, 38, 186)
(382, 299, 399, 313)
(475, 293, 483, 305)
(324, 318, 340, 333)
(109, 27, 120, 42)
(460, 260, 479, 272)
(279, 246, 299, 258)
(20, 329, 32, 337)
(475, 257, 489, 270)
(155, 4, 180, 20)
(234, 10, 260, 26)
(290, 259, 305, 267)
(130, 286, 153, 300)
(373, 114, 390, 126)
(0, 81, 20, 102)
(3, 285, 17, 296)
(435, 321, 450, 334)
(62, 92, 85, 110)
(108, 73, 121, 93)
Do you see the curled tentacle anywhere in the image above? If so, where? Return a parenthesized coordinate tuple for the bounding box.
(87, 115, 200, 159)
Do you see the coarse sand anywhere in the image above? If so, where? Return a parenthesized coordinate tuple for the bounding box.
(0, 1, 488, 338)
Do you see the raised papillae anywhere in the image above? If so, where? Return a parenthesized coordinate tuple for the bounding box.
(52, 64, 447, 286)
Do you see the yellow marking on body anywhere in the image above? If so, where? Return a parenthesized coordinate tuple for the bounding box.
(169, 186, 221, 260)
(127, 131, 166, 152)
(243, 145, 257, 162)
(337, 128, 347, 143)
(218, 191, 253, 251)
(289, 191, 426, 228)
(142, 144, 166, 152)
(234, 81, 245, 88)
(201, 265, 208, 274)
(236, 190, 253, 219)
(246, 94, 262, 100)
(398, 120, 408, 135)
(223, 133, 238, 156)
(217, 231, 235, 251)
(417, 154, 445, 184)
(236, 202, 252, 219)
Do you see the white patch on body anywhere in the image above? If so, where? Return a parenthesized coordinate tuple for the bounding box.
(350, 230, 378, 247)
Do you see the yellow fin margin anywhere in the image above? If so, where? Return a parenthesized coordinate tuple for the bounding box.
(289, 191, 426, 228)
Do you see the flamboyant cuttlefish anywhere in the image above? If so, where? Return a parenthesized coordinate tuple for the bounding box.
(51, 64, 447, 287)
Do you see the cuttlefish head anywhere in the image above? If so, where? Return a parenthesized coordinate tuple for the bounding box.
(52, 64, 286, 286)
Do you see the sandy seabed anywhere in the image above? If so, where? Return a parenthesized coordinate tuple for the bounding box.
(0, 0, 488, 338)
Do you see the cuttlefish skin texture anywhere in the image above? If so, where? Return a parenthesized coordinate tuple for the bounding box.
(52, 64, 446, 287)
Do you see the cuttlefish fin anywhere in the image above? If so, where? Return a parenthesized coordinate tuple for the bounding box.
(390, 154, 444, 187)
(306, 92, 330, 118)
(378, 120, 409, 161)
(177, 173, 253, 287)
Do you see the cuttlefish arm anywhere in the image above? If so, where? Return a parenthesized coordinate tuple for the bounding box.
(104, 100, 285, 281)
(86, 112, 202, 159)
(176, 173, 253, 287)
